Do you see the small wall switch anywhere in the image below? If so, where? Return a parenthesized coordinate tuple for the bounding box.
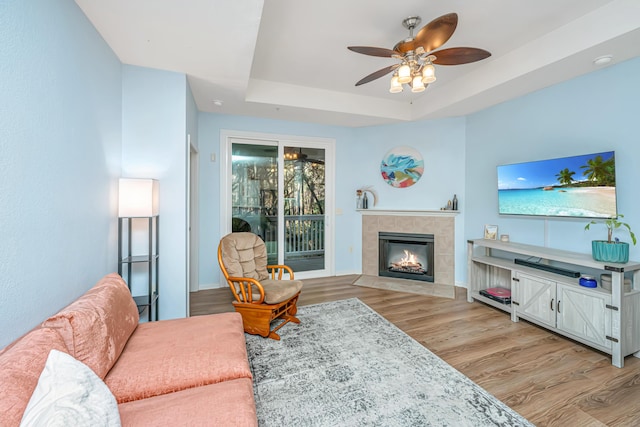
(210, 153, 216, 162)
(336, 208, 343, 215)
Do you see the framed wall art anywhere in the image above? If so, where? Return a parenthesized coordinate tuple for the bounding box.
(380, 146, 424, 188)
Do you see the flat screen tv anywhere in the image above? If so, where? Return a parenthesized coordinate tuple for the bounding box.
(497, 151, 617, 218)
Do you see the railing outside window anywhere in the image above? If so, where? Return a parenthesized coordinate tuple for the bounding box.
(263, 215, 324, 257)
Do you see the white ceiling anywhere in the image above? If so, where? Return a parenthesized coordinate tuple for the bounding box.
(75, 0, 640, 127)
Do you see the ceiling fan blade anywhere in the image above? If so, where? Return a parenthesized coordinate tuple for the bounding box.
(431, 47, 491, 65)
(414, 13, 458, 53)
(355, 64, 400, 86)
(348, 46, 400, 58)
(393, 39, 414, 54)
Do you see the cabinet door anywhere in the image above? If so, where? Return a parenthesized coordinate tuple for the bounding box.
(515, 272, 556, 327)
(557, 283, 611, 349)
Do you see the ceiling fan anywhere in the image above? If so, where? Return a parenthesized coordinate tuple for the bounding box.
(348, 13, 491, 93)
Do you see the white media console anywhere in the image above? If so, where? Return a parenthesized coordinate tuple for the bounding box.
(467, 238, 640, 368)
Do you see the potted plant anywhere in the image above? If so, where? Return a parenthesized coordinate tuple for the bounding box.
(585, 214, 637, 263)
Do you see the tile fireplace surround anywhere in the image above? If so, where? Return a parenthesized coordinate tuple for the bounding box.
(361, 210, 456, 292)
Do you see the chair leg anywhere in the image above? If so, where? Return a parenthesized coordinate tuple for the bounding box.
(267, 330, 281, 340)
(233, 294, 301, 340)
(282, 314, 300, 324)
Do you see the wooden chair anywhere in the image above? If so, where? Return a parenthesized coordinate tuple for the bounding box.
(217, 232, 302, 340)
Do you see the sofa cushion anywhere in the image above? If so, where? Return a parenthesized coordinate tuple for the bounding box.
(42, 273, 139, 379)
(118, 377, 257, 427)
(20, 350, 121, 427)
(105, 312, 252, 403)
(0, 328, 68, 427)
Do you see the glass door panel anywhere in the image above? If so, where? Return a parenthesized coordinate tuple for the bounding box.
(231, 143, 278, 265)
(283, 146, 326, 272)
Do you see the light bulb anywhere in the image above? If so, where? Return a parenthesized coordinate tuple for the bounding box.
(389, 75, 403, 93)
(411, 75, 425, 93)
(422, 63, 436, 84)
(397, 64, 412, 84)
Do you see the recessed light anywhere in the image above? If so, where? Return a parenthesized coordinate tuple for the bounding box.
(213, 99, 223, 107)
(593, 55, 613, 66)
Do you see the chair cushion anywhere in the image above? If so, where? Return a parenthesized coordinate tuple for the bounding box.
(41, 273, 139, 379)
(220, 232, 268, 281)
(261, 279, 303, 304)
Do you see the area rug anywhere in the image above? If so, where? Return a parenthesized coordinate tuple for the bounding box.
(352, 274, 455, 299)
(244, 298, 532, 426)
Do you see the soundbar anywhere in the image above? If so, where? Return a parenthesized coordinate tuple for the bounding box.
(514, 258, 581, 278)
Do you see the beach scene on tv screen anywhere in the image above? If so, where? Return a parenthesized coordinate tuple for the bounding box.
(497, 151, 616, 218)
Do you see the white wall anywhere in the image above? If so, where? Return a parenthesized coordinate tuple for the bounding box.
(0, 0, 122, 347)
(465, 57, 640, 284)
(121, 66, 189, 320)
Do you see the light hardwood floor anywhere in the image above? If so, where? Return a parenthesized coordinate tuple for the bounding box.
(190, 275, 640, 427)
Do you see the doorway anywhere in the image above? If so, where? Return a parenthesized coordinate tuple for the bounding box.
(220, 131, 335, 279)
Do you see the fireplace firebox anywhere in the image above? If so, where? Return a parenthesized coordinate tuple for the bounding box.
(378, 232, 434, 282)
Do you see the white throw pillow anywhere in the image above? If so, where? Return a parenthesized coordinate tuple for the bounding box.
(20, 349, 121, 427)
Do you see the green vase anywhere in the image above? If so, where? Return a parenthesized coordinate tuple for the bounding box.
(591, 240, 629, 263)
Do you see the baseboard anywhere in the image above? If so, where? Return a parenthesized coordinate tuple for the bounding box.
(334, 269, 361, 276)
(196, 282, 224, 291)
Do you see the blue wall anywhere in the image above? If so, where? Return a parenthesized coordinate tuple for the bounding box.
(198, 114, 467, 287)
(197, 114, 358, 287)
(201, 58, 640, 289)
(352, 119, 467, 283)
(466, 57, 640, 278)
(122, 66, 189, 320)
(3, 0, 640, 348)
(0, 0, 123, 347)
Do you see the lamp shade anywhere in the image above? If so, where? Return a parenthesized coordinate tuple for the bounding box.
(118, 178, 159, 217)
(411, 75, 425, 92)
(422, 63, 436, 84)
(389, 74, 403, 93)
(397, 64, 412, 84)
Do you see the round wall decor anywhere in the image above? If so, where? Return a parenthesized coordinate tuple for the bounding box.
(380, 146, 424, 188)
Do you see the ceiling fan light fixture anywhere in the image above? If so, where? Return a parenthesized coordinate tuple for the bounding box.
(422, 63, 436, 84)
(389, 74, 403, 93)
(397, 64, 412, 84)
(348, 13, 491, 94)
(411, 75, 425, 92)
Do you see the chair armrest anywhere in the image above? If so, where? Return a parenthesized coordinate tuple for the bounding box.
(227, 276, 266, 304)
(266, 265, 294, 280)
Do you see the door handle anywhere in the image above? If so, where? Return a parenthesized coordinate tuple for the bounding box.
(550, 298, 554, 311)
(557, 300, 561, 313)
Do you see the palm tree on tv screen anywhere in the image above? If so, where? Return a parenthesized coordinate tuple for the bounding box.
(555, 168, 576, 186)
(580, 155, 615, 186)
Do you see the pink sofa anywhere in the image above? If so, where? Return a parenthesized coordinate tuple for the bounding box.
(0, 273, 258, 426)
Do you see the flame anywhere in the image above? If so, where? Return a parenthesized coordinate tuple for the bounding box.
(399, 250, 419, 267)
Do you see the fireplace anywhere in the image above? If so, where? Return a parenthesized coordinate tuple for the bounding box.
(378, 232, 434, 282)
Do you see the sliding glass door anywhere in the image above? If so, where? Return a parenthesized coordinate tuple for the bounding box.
(282, 146, 326, 272)
(224, 133, 334, 278)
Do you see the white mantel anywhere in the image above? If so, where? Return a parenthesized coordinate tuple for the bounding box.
(358, 209, 459, 217)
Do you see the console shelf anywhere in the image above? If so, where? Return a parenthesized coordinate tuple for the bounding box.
(467, 238, 640, 368)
